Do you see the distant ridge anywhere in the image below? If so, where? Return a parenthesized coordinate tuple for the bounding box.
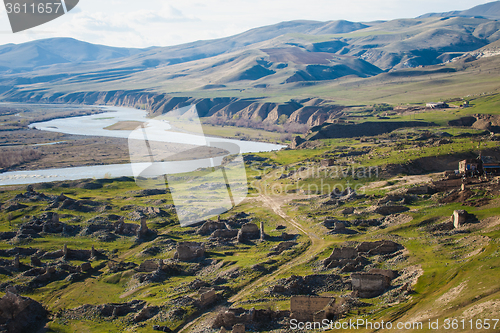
(418, 0, 500, 20)
(0, 20, 367, 72)
(0, 38, 148, 71)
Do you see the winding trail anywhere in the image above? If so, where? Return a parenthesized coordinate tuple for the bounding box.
(178, 191, 328, 332)
(228, 193, 324, 304)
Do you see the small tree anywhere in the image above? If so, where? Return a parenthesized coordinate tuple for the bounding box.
(7, 213, 13, 226)
(278, 114, 288, 125)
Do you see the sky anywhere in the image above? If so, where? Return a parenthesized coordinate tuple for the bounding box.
(0, 0, 494, 48)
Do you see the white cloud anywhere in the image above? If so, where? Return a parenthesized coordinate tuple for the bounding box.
(0, 0, 494, 47)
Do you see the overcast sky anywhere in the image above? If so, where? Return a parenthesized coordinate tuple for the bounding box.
(0, 0, 494, 48)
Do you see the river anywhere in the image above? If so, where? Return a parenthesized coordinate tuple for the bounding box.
(0, 105, 284, 186)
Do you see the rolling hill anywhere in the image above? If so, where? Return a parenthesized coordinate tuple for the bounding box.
(0, 38, 150, 72)
(419, 0, 500, 20)
(0, 2, 499, 130)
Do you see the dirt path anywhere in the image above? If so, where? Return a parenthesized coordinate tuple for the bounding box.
(228, 194, 324, 304)
(178, 192, 327, 332)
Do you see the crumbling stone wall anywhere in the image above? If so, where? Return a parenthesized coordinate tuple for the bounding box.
(213, 308, 289, 330)
(452, 210, 468, 228)
(198, 221, 227, 235)
(198, 288, 216, 307)
(351, 272, 391, 298)
(268, 241, 297, 256)
(211, 229, 238, 239)
(325, 247, 357, 262)
(356, 240, 400, 255)
(237, 223, 260, 242)
(290, 296, 334, 321)
(173, 242, 205, 261)
(368, 268, 397, 280)
(138, 259, 160, 272)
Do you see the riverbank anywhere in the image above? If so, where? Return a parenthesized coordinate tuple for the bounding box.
(0, 103, 284, 185)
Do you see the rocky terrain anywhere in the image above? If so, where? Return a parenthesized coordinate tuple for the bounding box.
(0, 2, 499, 332)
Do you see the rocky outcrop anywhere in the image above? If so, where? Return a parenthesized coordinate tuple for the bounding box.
(308, 121, 436, 140)
(0, 291, 48, 332)
(449, 114, 500, 133)
(3, 90, 342, 129)
(290, 136, 306, 149)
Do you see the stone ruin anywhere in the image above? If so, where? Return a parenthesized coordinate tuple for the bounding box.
(196, 217, 262, 243)
(138, 259, 164, 273)
(328, 187, 364, 204)
(197, 287, 217, 307)
(9, 185, 53, 204)
(3, 212, 81, 242)
(79, 215, 153, 241)
(290, 295, 335, 321)
(270, 274, 348, 296)
(174, 242, 205, 261)
(356, 240, 400, 255)
(452, 209, 472, 228)
(107, 260, 138, 273)
(323, 218, 383, 234)
(237, 223, 260, 242)
(323, 247, 368, 272)
(1, 186, 107, 214)
(0, 245, 101, 291)
(0, 291, 47, 332)
(321, 242, 401, 298)
(290, 295, 363, 323)
(323, 241, 401, 273)
(24, 261, 93, 286)
(268, 241, 297, 256)
(0, 245, 99, 274)
(211, 229, 239, 239)
(37, 244, 99, 261)
(213, 307, 289, 331)
(65, 300, 147, 319)
(198, 221, 228, 236)
(1, 209, 152, 243)
(351, 271, 392, 298)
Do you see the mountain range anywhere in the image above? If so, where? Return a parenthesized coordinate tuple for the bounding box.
(0, 1, 500, 128)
